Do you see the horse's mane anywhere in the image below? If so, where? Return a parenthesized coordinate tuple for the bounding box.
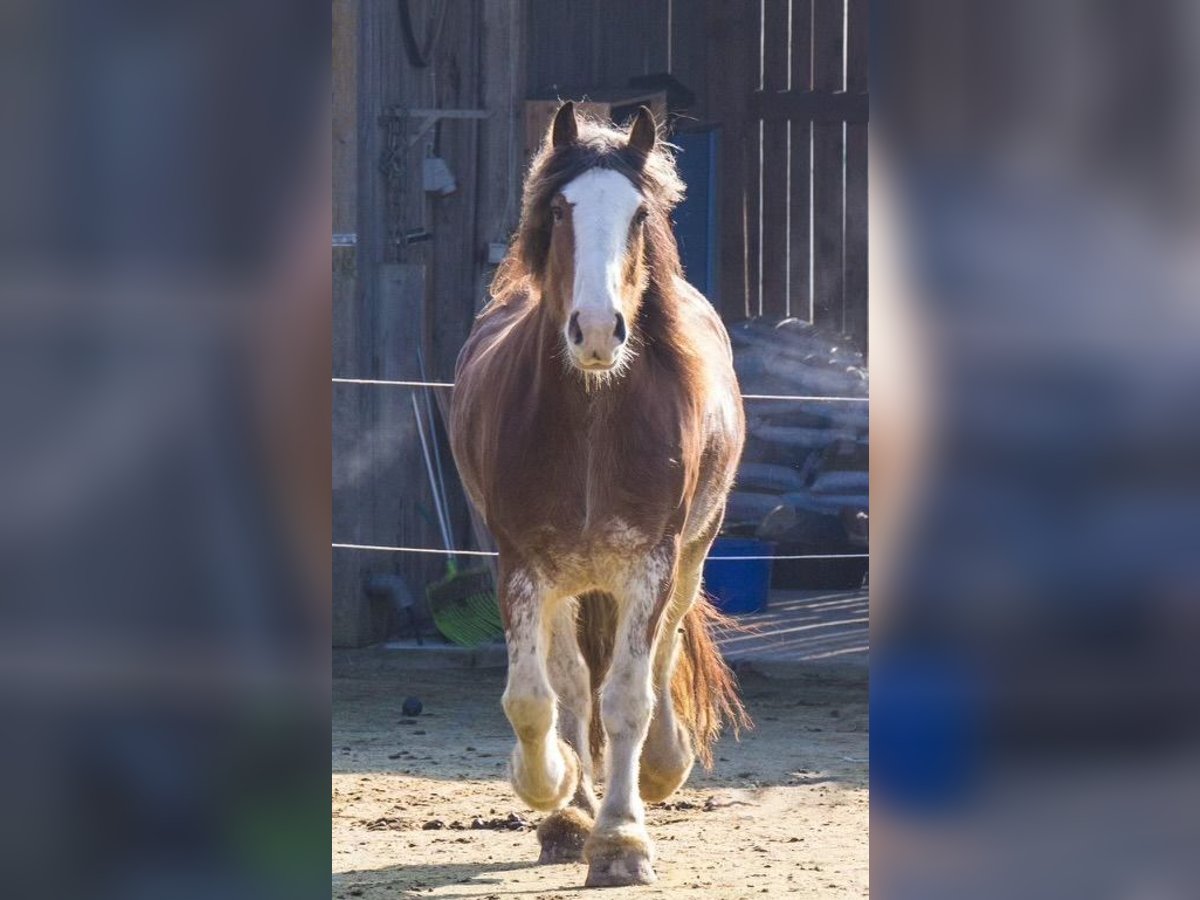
(491, 112, 686, 306)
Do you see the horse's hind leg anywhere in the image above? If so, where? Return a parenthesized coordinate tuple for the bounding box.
(537, 598, 597, 863)
(500, 569, 579, 812)
(639, 558, 703, 803)
(584, 547, 674, 887)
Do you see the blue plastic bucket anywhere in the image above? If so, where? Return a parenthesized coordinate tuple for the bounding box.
(703, 538, 773, 615)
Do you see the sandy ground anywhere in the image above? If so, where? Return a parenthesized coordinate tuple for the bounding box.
(333, 662, 868, 899)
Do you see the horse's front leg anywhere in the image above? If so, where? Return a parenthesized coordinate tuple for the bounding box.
(537, 598, 598, 863)
(500, 569, 579, 812)
(584, 546, 676, 887)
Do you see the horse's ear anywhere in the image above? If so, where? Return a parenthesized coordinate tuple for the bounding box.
(551, 101, 578, 148)
(628, 106, 657, 154)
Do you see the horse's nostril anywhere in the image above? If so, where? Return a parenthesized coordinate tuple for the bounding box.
(568, 312, 583, 345)
(613, 312, 627, 343)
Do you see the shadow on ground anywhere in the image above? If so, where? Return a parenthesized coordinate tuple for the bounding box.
(334, 860, 546, 899)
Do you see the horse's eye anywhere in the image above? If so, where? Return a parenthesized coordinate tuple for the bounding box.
(551, 206, 563, 222)
(635, 208, 649, 225)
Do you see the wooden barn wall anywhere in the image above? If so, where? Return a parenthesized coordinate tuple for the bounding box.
(333, 0, 867, 646)
(524, 0, 868, 352)
(525, 0, 669, 94)
(333, 0, 526, 647)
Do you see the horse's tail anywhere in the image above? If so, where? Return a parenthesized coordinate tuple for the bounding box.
(671, 593, 751, 768)
(575, 590, 750, 772)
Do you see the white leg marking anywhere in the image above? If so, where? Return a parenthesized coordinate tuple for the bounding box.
(501, 571, 575, 811)
(640, 565, 701, 801)
(546, 597, 599, 819)
(595, 550, 673, 837)
(546, 599, 594, 780)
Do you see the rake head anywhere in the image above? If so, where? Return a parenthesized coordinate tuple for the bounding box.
(426, 567, 503, 648)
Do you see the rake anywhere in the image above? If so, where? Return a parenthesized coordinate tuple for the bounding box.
(411, 393, 503, 648)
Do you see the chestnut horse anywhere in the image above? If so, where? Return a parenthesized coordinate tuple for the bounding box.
(450, 103, 748, 887)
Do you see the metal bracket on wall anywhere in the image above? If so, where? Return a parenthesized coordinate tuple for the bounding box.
(378, 108, 488, 261)
(379, 107, 490, 150)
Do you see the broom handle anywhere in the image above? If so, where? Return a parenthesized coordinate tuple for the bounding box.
(417, 347, 453, 543)
(412, 395, 455, 565)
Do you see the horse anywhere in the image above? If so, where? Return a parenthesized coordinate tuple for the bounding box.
(449, 102, 748, 888)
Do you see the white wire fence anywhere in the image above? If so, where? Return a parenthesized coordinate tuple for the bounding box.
(332, 376, 869, 404)
(333, 376, 869, 563)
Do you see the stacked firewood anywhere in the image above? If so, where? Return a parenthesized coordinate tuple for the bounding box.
(727, 318, 868, 551)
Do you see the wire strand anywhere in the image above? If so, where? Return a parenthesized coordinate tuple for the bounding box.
(333, 377, 455, 389)
(332, 542, 866, 561)
(332, 377, 866, 403)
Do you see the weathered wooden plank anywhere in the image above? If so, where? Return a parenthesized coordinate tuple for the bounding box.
(336, 0, 477, 646)
(597, 0, 669, 85)
(477, 1, 527, 301)
(844, 122, 868, 353)
(743, 1, 763, 317)
(375, 263, 444, 602)
(759, 0, 791, 318)
(788, 0, 813, 320)
(667, 0, 709, 120)
(638, 0, 670, 76)
(336, 0, 404, 647)
(334, 265, 440, 648)
(333, 0, 358, 239)
(333, 0, 358, 379)
(844, 0, 868, 351)
(791, 0, 813, 91)
(429, 0, 482, 383)
(749, 90, 869, 123)
(526, 0, 594, 94)
(422, 2, 481, 561)
(810, 133, 843, 329)
(704, 0, 756, 318)
(846, 0, 869, 93)
(811, 0, 844, 330)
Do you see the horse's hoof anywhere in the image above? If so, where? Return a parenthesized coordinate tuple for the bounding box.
(584, 828, 657, 887)
(537, 807, 592, 864)
(584, 853, 657, 887)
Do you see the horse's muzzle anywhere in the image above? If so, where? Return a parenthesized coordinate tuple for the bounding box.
(567, 308, 627, 370)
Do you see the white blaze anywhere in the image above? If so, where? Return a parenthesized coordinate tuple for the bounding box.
(561, 169, 642, 321)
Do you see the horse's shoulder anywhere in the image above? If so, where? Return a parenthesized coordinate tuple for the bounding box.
(671, 277, 733, 350)
(457, 291, 533, 375)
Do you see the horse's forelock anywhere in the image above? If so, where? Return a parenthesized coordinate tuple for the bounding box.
(501, 118, 685, 293)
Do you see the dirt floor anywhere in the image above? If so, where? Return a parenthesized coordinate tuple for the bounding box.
(333, 662, 868, 898)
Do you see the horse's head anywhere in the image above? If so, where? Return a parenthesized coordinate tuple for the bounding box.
(535, 102, 671, 378)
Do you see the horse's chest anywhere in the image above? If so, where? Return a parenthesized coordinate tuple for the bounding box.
(492, 408, 685, 536)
